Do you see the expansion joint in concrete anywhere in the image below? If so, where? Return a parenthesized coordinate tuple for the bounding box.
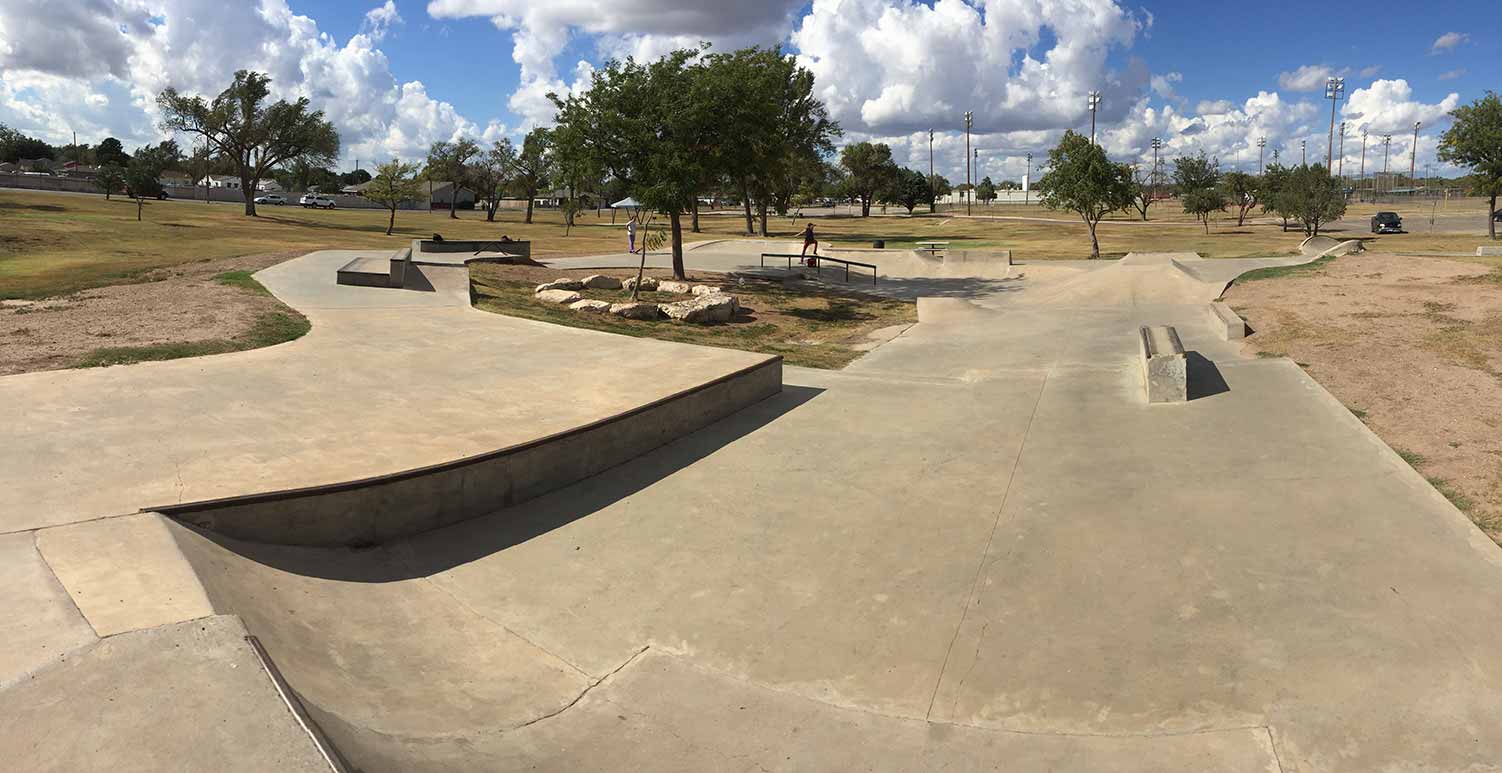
(514, 645, 651, 731)
(410, 570, 592, 680)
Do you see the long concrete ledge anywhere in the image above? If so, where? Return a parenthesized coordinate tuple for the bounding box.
(1478, 245, 1502, 257)
(335, 247, 410, 288)
(151, 356, 783, 547)
(413, 238, 532, 261)
(1139, 325, 1187, 403)
(1206, 301, 1247, 340)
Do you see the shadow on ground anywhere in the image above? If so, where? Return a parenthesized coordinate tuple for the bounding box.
(174, 383, 826, 582)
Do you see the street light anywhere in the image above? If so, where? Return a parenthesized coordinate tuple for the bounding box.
(1324, 76, 1344, 170)
(1272, 148, 1280, 166)
(1087, 91, 1102, 144)
(1025, 152, 1032, 206)
(964, 111, 973, 216)
(1360, 130, 1368, 199)
(1151, 137, 1163, 198)
(1410, 121, 1421, 196)
(928, 129, 935, 210)
(973, 148, 979, 207)
(1300, 138, 1307, 166)
(1381, 134, 1393, 201)
(1257, 136, 1266, 174)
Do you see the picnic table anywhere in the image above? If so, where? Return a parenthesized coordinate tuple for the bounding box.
(914, 240, 949, 258)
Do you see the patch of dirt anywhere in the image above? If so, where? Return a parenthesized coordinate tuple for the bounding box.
(1225, 253, 1502, 540)
(0, 251, 302, 376)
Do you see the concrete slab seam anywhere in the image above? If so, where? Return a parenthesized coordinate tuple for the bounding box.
(411, 570, 592, 679)
(245, 634, 348, 773)
(924, 367, 1051, 720)
(31, 530, 100, 640)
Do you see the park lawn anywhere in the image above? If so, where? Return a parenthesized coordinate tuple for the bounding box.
(470, 264, 915, 369)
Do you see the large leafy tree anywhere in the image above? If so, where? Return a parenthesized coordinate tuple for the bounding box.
(550, 49, 712, 279)
(124, 154, 164, 222)
(840, 142, 898, 217)
(1270, 164, 1346, 236)
(511, 128, 553, 224)
(1259, 163, 1293, 231)
(1221, 171, 1260, 227)
(1438, 91, 1502, 240)
(95, 165, 125, 200)
(885, 167, 932, 214)
(1173, 152, 1227, 234)
(157, 70, 339, 216)
(364, 160, 426, 236)
(0, 123, 54, 162)
(975, 176, 997, 205)
(468, 139, 517, 222)
(425, 138, 480, 219)
(1035, 130, 1134, 258)
(95, 137, 130, 167)
(927, 174, 951, 213)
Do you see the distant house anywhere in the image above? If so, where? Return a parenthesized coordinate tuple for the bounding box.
(427, 181, 475, 209)
(17, 158, 56, 173)
(159, 174, 194, 187)
(0, 162, 17, 174)
(535, 188, 598, 208)
(257, 179, 283, 192)
(198, 175, 242, 189)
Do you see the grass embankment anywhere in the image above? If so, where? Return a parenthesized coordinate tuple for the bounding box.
(74, 271, 309, 368)
(471, 265, 914, 369)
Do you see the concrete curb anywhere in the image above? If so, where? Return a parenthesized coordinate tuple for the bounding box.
(149, 357, 783, 547)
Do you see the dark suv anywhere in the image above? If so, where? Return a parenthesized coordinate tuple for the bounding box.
(1371, 211, 1403, 234)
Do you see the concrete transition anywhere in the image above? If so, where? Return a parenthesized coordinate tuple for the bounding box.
(1138, 324, 1188, 403)
(1299, 234, 1363, 258)
(1206, 300, 1248, 340)
(7, 239, 1502, 772)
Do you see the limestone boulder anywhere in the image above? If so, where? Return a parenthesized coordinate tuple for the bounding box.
(690, 284, 722, 296)
(623, 276, 659, 292)
(535, 289, 582, 304)
(581, 274, 623, 290)
(569, 299, 612, 313)
(609, 302, 661, 320)
(658, 280, 693, 294)
(535, 278, 585, 292)
(659, 293, 738, 323)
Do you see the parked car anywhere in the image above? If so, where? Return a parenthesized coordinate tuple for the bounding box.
(300, 194, 336, 209)
(1370, 211, 1403, 234)
(1493, 210, 1502, 222)
(254, 193, 286, 205)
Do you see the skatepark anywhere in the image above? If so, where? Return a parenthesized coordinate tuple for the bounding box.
(5, 239, 1502, 772)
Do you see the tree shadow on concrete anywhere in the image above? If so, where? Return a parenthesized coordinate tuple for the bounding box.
(1187, 351, 1230, 400)
(178, 383, 826, 582)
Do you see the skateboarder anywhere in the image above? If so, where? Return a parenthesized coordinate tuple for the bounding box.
(800, 223, 818, 266)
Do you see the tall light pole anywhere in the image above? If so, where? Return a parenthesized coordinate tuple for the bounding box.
(1151, 137, 1163, 198)
(1272, 148, 1280, 166)
(928, 129, 935, 210)
(1300, 139, 1307, 166)
(1338, 122, 1347, 182)
(1024, 152, 1032, 206)
(1257, 136, 1266, 174)
(1409, 121, 1421, 195)
(1360, 130, 1368, 199)
(1381, 134, 1393, 201)
(1324, 76, 1344, 171)
(963, 111, 973, 216)
(1087, 91, 1102, 144)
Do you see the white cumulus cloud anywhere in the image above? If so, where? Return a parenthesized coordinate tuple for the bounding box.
(1430, 31, 1468, 54)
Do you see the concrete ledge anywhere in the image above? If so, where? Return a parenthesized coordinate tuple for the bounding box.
(151, 357, 783, 547)
(336, 248, 411, 288)
(413, 238, 531, 261)
(946, 249, 1012, 266)
(1206, 302, 1247, 340)
(1139, 325, 1187, 404)
(1478, 245, 1502, 257)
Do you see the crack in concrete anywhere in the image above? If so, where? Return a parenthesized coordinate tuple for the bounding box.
(514, 645, 650, 730)
(925, 367, 1050, 721)
(1264, 726, 1288, 773)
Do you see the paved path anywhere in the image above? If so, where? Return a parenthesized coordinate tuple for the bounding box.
(7, 242, 1502, 771)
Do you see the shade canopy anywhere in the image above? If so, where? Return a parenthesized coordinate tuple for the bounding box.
(611, 197, 641, 209)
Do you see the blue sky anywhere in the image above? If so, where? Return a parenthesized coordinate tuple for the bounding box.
(0, 0, 1494, 180)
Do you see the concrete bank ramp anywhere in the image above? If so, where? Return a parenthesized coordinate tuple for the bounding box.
(1299, 235, 1363, 257)
(1012, 253, 1224, 306)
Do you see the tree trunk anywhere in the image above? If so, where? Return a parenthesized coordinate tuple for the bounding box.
(1490, 195, 1498, 240)
(740, 182, 754, 235)
(1085, 215, 1099, 258)
(241, 174, 257, 216)
(669, 210, 686, 280)
(691, 198, 700, 233)
(861, 196, 871, 217)
(525, 189, 535, 224)
(386, 206, 396, 236)
(137, 198, 143, 222)
(1202, 215, 1210, 235)
(486, 199, 496, 222)
(757, 201, 769, 237)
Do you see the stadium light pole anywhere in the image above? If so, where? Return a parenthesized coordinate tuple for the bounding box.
(1338, 122, 1346, 182)
(1381, 134, 1392, 201)
(964, 111, 973, 216)
(1300, 139, 1307, 166)
(973, 148, 979, 206)
(1257, 136, 1266, 174)
(1024, 152, 1032, 206)
(1151, 137, 1163, 198)
(1272, 148, 1280, 166)
(928, 129, 935, 210)
(1409, 121, 1420, 195)
(1324, 76, 1344, 170)
(1360, 130, 1368, 199)
(1087, 91, 1102, 144)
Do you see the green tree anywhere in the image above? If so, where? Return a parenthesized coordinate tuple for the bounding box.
(1035, 130, 1135, 258)
(550, 49, 711, 279)
(1221, 171, 1261, 227)
(339, 169, 372, 186)
(364, 159, 426, 236)
(425, 138, 480, 219)
(511, 128, 552, 224)
(927, 174, 951, 212)
(1128, 164, 1155, 221)
(1438, 91, 1502, 240)
(1275, 164, 1346, 236)
(123, 154, 163, 222)
(975, 176, 997, 205)
(468, 139, 517, 222)
(1259, 163, 1293, 231)
(95, 165, 125, 200)
(0, 123, 54, 162)
(885, 167, 932, 214)
(157, 70, 340, 216)
(1173, 152, 1226, 234)
(839, 142, 898, 217)
(95, 137, 130, 167)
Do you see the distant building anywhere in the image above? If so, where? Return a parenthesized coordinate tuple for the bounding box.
(198, 175, 242, 189)
(0, 162, 18, 174)
(16, 158, 56, 173)
(257, 179, 283, 192)
(426, 181, 475, 209)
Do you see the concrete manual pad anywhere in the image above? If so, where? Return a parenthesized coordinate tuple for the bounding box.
(0, 250, 776, 533)
(0, 616, 329, 772)
(35, 513, 214, 636)
(0, 532, 97, 689)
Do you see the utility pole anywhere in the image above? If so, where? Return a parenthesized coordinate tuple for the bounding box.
(1272, 148, 1280, 166)
(1338, 122, 1346, 182)
(1300, 139, 1307, 166)
(1087, 91, 1102, 144)
(973, 148, 979, 206)
(928, 129, 935, 209)
(1381, 134, 1392, 201)
(964, 111, 973, 216)
(1024, 152, 1032, 206)
(1409, 121, 1420, 196)
(1324, 76, 1344, 171)
(1360, 130, 1368, 200)
(1151, 137, 1162, 199)
(1257, 136, 1266, 174)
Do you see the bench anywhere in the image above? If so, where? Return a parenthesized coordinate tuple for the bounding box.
(1139, 325, 1187, 403)
(1206, 302, 1246, 340)
(761, 253, 877, 284)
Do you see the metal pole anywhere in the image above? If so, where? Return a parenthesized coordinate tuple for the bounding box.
(928, 129, 934, 210)
(1324, 77, 1343, 171)
(1257, 137, 1266, 174)
(1360, 131, 1367, 200)
(1301, 139, 1307, 166)
(1410, 121, 1420, 196)
(1025, 153, 1032, 206)
(1088, 91, 1102, 144)
(1338, 122, 1346, 182)
(1151, 138, 1161, 199)
(1382, 134, 1392, 201)
(964, 111, 973, 216)
(973, 148, 979, 206)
